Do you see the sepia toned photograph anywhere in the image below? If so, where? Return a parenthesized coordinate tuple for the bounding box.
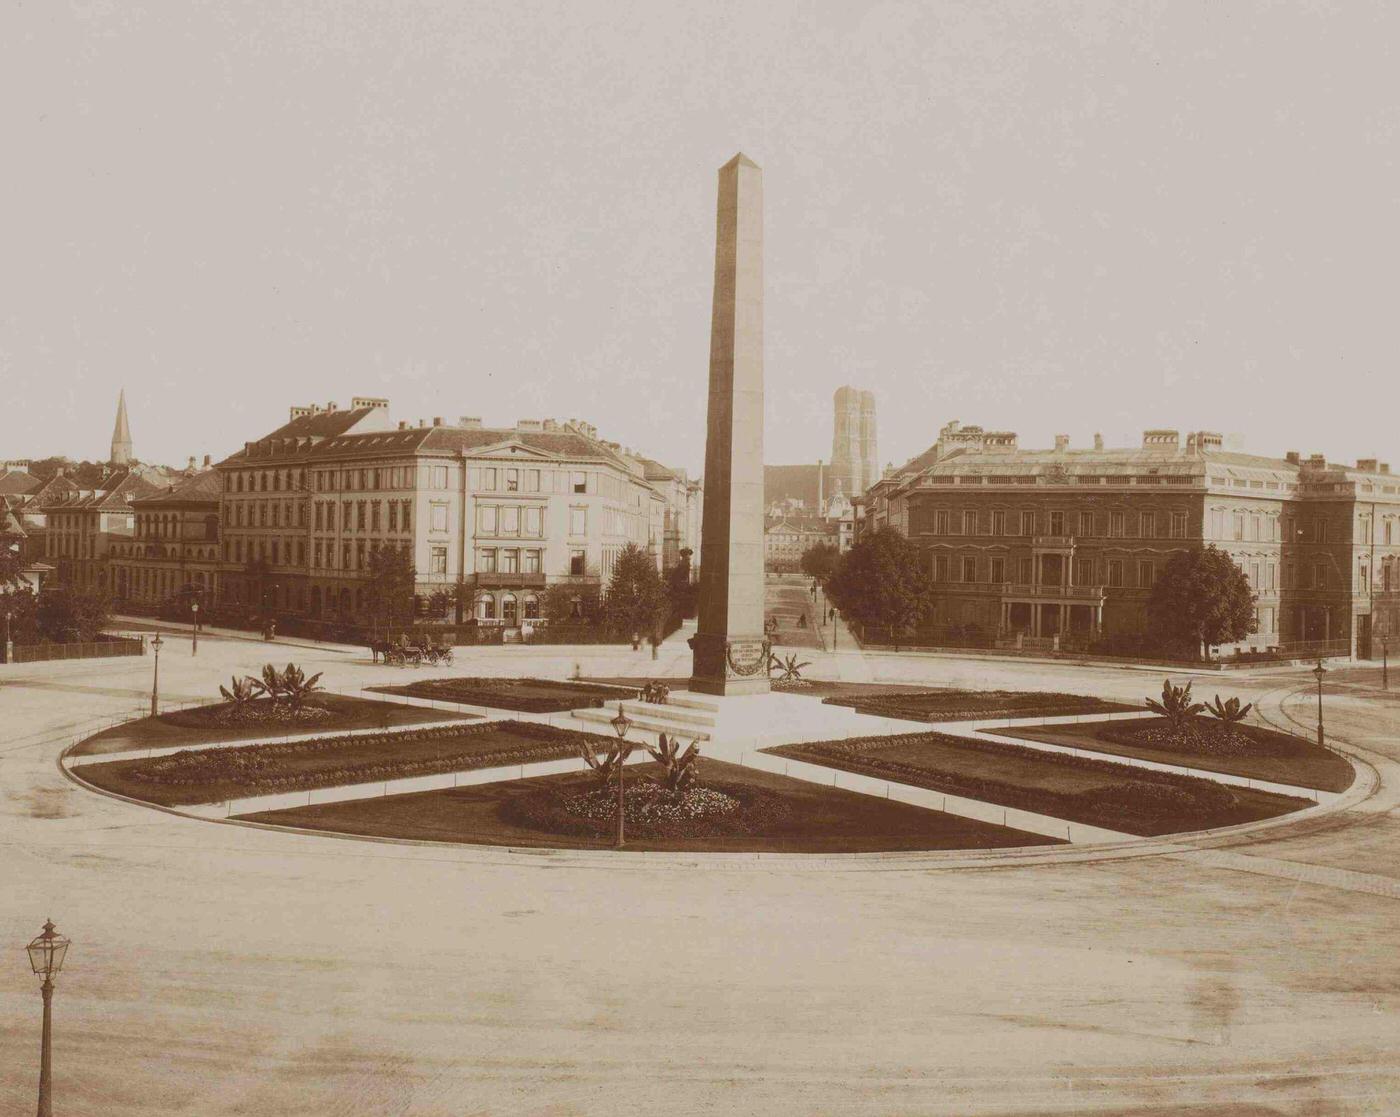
(2, 2, 1398, 1114)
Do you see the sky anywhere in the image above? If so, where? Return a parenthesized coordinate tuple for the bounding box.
(1, 1, 1397, 477)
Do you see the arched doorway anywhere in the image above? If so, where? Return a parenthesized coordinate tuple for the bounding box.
(502, 594, 518, 626)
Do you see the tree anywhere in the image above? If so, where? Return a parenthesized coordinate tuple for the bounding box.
(364, 544, 416, 635)
(1, 532, 25, 590)
(35, 586, 110, 643)
(824, 527, 936, 633)
(664, 547, 698, 621)
(542, 582, 602, 626)
(604, 544, 668, 640)
(1145, 545, 1256, 659)
(800, 542, 840, 585)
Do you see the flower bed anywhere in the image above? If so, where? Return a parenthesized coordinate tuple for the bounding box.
(72, 693, 460, 757)
(821, 689, 1138, 722)
(766, 731, 1309, 836)
(369, 677, 640, 713)
(76, 721, 615, 806)
(236, 759, 1062, 853)
(992, 717, 1354, 793)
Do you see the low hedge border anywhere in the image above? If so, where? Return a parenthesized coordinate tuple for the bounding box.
(823, 690, 1138, 723)
(371, 677, 641, 713)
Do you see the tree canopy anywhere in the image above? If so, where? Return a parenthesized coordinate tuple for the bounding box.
(800, 542, 840, 584)
(604, 543, 668, 638)
(1145, 545, 1256, 658)
(364, 544, 417, 633)
(665, 547, 698, 620)
(824, 527, 936, 632)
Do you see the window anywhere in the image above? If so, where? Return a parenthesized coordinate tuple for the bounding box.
(430, 546, 447, 574)
(1048, 511, 1065, 535)
(1138, 560, 1154, 588)
(570, 507, 587, 536)
(963, 511, 977, 535)
(401, 501, 411, 532)
(478, 593, 495, 620)
(388, 502, 398, 532)
(524, 506, 542, 537)
(501, 506, 519, 535)
(961, 556, 978, 582)
(1315, 562, 1327, 588)
(1109, 512, 1124, 538)
(479, 548, 497, 573)
(992, 511, 1006, 536)
(572, 471, 588, 494)
(271, 540, 280, 564)
(523, 594, 540, 620)
(1107, 560, 1124, 588)
(934, 510, 949, 535)
(371, 502, 381, 532)
(1249, 562, 1260, 587)
(523, 549, 542, 574)
(934, 555, 949, 581)
(1075, 558, 1094, 586)
(506, 468, 519, 492)
(478, 505, 497, 534)
(1314, 520, 1328, 543)
(1360, 561, 1370, 591)
(355, 540, 366, 568)
(1233, 513, 1245, 541)
(990, 557, 1006, 583)
(501, 549, 519, 574)
(526, 469, 540, 492)
(431, 465, 448, 489)
(1141, 511, 1156, 538)
(1170, 512, 1188, 538)
(569, 549, 586, 576)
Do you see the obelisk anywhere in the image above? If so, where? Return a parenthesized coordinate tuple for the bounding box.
(690, 153, 770, 696)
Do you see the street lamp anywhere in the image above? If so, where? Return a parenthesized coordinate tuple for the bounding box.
(27, 918, 71, 1117)
(150, 632, 164, 717)
(609, 705, 633, 849)
(1312, 659, 1327, 748)
(190, 600, 200, 656)
(1382, 635, 1390, 692)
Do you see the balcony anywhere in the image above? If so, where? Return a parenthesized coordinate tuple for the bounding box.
(465, 572, 547, 588)
(1004, 582, 1106, 602)
(1032, 535, 1076, 549)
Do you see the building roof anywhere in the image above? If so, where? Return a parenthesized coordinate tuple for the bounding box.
(131, 468, 223, 508)
(764, 463, 830, 510)
(37, 469, 161, 513)
(0, 470, 40, 496)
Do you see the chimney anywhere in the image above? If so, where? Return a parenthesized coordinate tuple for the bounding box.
(1357, 458, 1379, 473)
(398, 421, 408, 430)
(203, 454, 212, 467)
(187, 456, 196, 470)
(432, 417, 443, 427)
(459, 416, 482, 429)
(542, 419, 559, 431)
(1093, 433, 1104, 451)
(516, 419, 543, 432)
(1054, 434, 1070, 452)
(1285, 451, 1300, 465)
(1306, 453, 1327, 468)
(326, 401, 338, 412)
(1142, 430, 1180, 449)
(418, 419, 427, 428)
(1382, 463, 1392, 475)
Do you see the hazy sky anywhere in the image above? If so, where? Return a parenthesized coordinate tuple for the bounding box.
(2, 2, 1397, 476)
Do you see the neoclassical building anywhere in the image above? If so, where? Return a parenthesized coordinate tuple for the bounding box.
(214, 399, 699, 627)
(862, 422, 1400, 656)
(108, 470, 222, 607)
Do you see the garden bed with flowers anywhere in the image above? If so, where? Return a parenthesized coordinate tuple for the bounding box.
(75, 721, 613, 806)
(368, 676, 640, 713)
(72, 693, 461, 757)
(766, 732, 1311, 836)
(235, 759, 1061, 852)
(991, 717, 1354, 793)
(820, 689, 1139, 722)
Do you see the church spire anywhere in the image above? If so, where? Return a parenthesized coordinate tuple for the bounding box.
(110, 389, 133, 466)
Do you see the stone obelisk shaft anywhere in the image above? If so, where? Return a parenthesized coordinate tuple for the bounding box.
(690, 153, 769, 696)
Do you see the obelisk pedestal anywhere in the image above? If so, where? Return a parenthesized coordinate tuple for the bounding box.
(690, 153, 770, 696)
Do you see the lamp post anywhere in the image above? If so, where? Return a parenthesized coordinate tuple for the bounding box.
(190, 600, 199, 656)
(1382, 635, 1390, 692)
(150, 632, 164, 717)
(27, 918, 71, 1117)
(609, 705, 633, 849)
(4, 605, 11, 666)
(1312, 659, 1327, 748)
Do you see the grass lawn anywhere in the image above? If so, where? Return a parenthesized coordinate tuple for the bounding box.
(72, 693, 461, 757)
(76, 720, 608, 806)
(821, 689, 1139, 721)
(991, 717, 1354, 793)
(368, 676, 639, 712)
(766, 732, 1310, 836)
(236, 758, 1061, 853)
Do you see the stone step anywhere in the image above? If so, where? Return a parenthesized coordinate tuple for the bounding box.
(614, 700, 715, 728)
(570, 707, 712, 742)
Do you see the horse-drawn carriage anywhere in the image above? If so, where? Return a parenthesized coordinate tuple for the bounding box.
(370, 634, 455, 667)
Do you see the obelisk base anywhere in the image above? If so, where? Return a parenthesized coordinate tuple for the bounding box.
(688, 632, 772, 696)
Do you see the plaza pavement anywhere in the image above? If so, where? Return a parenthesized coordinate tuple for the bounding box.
(2, 630, 1400, 1114)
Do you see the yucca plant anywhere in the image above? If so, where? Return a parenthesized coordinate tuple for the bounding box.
(645, 732, 701, 792)
(281, 663, 325, 710)
(579, 739, 633, 790)
(217, 675, 257, 709)
(1145, 678, 1205, 735)
(252, 663, 287, 705)
(768, 653, 813, 681)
